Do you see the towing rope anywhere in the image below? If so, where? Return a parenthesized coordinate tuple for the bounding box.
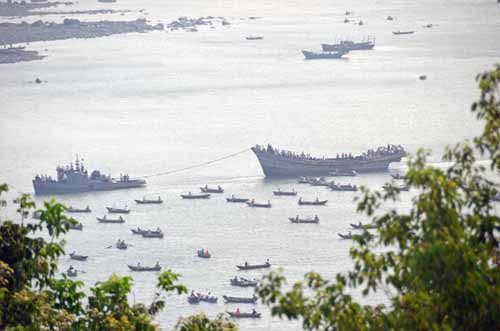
(139, 148, 251, 179)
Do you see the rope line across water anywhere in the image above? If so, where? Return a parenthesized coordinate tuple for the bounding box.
(139, 148, 251, 179)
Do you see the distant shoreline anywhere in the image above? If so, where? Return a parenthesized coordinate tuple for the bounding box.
(0, 1, 162, 65)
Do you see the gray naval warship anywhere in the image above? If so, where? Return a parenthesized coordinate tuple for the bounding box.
(32, 157, 146, 195)
(251, 144, 406, 177)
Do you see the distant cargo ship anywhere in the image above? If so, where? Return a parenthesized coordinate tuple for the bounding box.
(251, 144, 406, 177)
(32, 157, 145, 195)
(321, 38, 375, 52)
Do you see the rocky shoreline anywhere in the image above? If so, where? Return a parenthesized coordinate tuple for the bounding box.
(0, 1, 72, 16)
(0, 46, 45, 64)
(0, 18, 163, 45)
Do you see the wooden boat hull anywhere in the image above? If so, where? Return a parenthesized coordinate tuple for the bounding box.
(135, 200, 163, 204)
(289, 218, 319, 224)
(181, 194, 210, 199)
(273, 191, 297, 196)
(246, 202, 272, 208)
(223, 295, 258, 304)
(251, 145, 405, 177)
(200, 187, 224, 193)
(228, 312, 261, 318)
(230, 279, 258, 287)
(127, 265, 161, 272)
(106, 207, 130, 214)
(67, 208, 91, 213)
(298, 200, 328, 206)
(237, 263, 271, 270)
(70, 254, 88, 261)
(97, 217, 124, 223)
(226, 197, 250, 203)
(330, 186, 357, 192)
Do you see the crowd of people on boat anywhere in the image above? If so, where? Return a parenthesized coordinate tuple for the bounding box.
(254, 144, 405, 161)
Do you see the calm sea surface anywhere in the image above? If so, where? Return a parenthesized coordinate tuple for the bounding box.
(1, 0, 500, 329)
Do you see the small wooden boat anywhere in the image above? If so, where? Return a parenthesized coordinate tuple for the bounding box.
(32, 210, 42, 219)
(245, 36, 263, 40)
(199, 295, 218, 303)
(67, 206, 91, 213)
(131, 228, 146, 235)
(289, 215, 319, 224)
(66, 267, 78, 277)
(246, 200, 271, 208)
(223, 295, 258, 304)
(181, 192, 210, 199)
(230, 277, 258, 287)
(69, 252, 88, 261)
(419, 75, 427, 80)
(188, 295, 200, 304)
(350, 222, 376, 230)
(273, 189, 297, 196)
(226, 195, 250, 203)
(127, 263, 161, 272)
(329, 169, 357, 177)
(97, 216, 125, 223)
(298, 198, 328, 206)
(67, 222, 83, 230)
(237, 261, 271, 270)
(393, 30, 415, 35)
(329, 183, 358, 192)
(135, 197, 163, 204)
(106, 207, 130, 214)
(492, 194, 500, 202)
(200, 185, 224, 193)
(197, 249, 211, 258)
(142, 230, 163, 238)
(227, 311, 261, 318)
(113, 240, 128, 250)
(338, 232, 353, 239)
(309, 178, 330, 186)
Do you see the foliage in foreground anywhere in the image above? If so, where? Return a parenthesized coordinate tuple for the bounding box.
(0, 185, 236, 331)
(257, 66, 500, 331)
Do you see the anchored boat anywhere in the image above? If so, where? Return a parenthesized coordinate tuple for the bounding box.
(67, 206, 91, 213)
(69, 252, 88, 261)
(321, 38, 375, 52)
(252, 144, 405, 177)
(106, 206, 130, 214)
(246, 200, 272, 208)
(230, 277, 258, 287)
(228, 310, 261, 318)
(302, 49, 348, 60)
(32, 156, 145, 195)
(135, 197, 163, 204)
(289, 215, 320, 224)
(97, 215, 125, 223)
(128, 263, 161, 272)
(273, 188, 297, 196)
(181, 192, 210, 199)
(226, 195, 250, 203)
(298, 197, 328, 206)
(223, 295, 258, 304)
(200, 185, 224, 193)
(237, 260, 271, 270)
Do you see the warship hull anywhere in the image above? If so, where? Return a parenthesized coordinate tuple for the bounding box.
(252, 147, 404, 177)
(33, 179, 146, 195)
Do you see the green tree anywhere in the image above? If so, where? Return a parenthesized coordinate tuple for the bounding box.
(257, 65, 500, 331)
(174, 313, 237, 331)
